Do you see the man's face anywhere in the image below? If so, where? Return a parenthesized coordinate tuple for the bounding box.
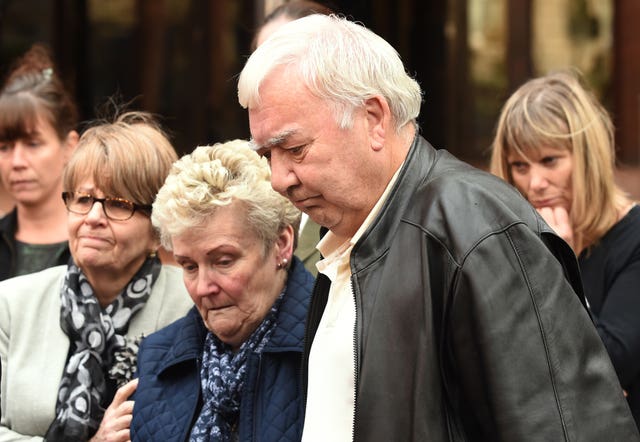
(249, 72, 382, 238)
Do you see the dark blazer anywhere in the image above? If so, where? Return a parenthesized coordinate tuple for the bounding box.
(131, 257, 314, 442)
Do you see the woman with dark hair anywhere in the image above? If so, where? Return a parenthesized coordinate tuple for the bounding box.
(0, 44, 79, 280)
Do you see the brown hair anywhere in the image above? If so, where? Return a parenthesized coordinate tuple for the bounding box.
(251, 1, 334, 51)
(0, 44, 78, 142)
(63, 111, 178, 209)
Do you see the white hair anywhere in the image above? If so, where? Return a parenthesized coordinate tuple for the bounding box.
(238, 14, 422, 131)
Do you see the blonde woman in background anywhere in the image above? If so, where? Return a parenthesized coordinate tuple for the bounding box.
(491, 70, 640, 427)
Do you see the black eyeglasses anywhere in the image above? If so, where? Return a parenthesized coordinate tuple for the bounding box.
(61, 191, 152, 221)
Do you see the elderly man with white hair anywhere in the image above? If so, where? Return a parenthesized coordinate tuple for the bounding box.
(238, 13, 639, 442)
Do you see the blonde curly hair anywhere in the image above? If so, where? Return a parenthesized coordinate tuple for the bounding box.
(152, 139, 301, 255)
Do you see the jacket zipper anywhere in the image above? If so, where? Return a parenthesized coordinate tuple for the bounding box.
(351, 276, 360, 442)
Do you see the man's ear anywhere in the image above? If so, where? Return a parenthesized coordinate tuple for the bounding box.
(364, 95, 391, 151)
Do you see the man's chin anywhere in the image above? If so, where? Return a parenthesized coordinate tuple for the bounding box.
(304, 207, 329, 227)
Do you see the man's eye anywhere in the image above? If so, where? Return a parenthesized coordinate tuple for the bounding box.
(257, 148, 271, 161)
(289, 144, 306, 155)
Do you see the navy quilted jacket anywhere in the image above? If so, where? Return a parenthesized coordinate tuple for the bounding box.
(131, 257, 314, 442)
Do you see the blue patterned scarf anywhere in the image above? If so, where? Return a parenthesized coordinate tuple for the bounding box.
(190, 289, 285, 442)
(45, 255, 161, 441)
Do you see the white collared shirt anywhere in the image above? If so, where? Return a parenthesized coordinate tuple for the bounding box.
(302, 165, 403, 441)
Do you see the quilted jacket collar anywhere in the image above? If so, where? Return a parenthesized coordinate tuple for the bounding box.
(264, 257, 313, 352)
(156, 307, 206, 374)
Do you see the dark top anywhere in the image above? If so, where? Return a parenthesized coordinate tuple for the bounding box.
(15, 240, 69, 276)
(579, 204, 640, 425)
(0, 209, 70, 281)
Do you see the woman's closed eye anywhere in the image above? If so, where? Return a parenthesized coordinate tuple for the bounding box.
(216, 255, 236, 268)
(178, 260, 198, 273)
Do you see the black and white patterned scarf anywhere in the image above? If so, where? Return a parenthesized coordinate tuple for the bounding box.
(44, 255, 161, 441)
(190, 289, 285, 442)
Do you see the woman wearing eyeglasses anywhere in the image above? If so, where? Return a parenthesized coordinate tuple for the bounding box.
(0, 112, 192, 441)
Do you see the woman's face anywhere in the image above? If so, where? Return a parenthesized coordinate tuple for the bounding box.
(506, 146, 574, 213)
(0, 117, 76, 206)
(172, 202, 293, 350)
(67, 179, 157, 281)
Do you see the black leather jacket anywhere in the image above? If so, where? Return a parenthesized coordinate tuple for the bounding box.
(302, 136, 639, 441)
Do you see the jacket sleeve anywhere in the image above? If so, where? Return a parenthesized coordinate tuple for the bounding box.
(593, 250, 640, 388)
(0, 294, 45, 442)
(446, 223, 639, 441)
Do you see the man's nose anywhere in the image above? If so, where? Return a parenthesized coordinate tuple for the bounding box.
(269, 150, 299, 196)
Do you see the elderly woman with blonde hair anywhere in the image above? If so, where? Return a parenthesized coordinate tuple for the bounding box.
(131, 140, 315, 441)
(490, 70, 640, 426)
(0, 111, 192, 441)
